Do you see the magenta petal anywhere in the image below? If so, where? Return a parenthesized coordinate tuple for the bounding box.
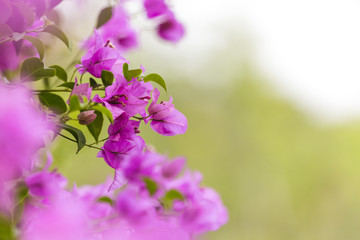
(157, 16, 185, 42)
(162, 157, 186, 179)
(108, 170, 127, 191)
(150, 109, 187, 136)
(0, 0, 11, 23)
(0, 42, 18, 71)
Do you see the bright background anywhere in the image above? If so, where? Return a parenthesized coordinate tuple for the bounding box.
(52, 0, 360, 239)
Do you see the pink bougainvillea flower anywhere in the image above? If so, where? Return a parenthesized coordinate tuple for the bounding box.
(116, 187, 156, 226)
(78, 30, 124, 78)
(180, 187, 228, 234)
(0, 83, 51, 212)
(157, 15, 185, 42)
(22, 198, 90, 240)
(122, 151, 165, 184)
(161, 157, 186, 179)
(98, 136, 145, 170)
(0, 41, 19, 71)
(149, 88, 187, 136)
(26, 171, 67, 198)
(68, 78, 92, 103)
(93, 77, 153, 119)
(108, 113, 141, 141)
(99, 5, 138, 52)
(143, 0, 170, 19)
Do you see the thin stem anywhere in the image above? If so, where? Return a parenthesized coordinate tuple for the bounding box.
(57, 132, 103, 151)
(32, 89, 72, 93)
(88, 137, 109, 146)
(70, 66, 83, 82)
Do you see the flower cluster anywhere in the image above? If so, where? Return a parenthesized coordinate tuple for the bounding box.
(0, 0, 63, 70)
(0, 0, 227, 239)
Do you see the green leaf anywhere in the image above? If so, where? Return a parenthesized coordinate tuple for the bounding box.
(97, 196, 113, 205)
(96, 7, 113, 28)
(23, 35, 45, 60)
(144, 178, 158, 196)
(20, 58, 55, 81)
(89, 77, 101, 88)
(50, 65, 68, 82)
(69, 95, 81, 112)
(164, 189, 184, 201)
(101, 70, 114, 87)
(143, 73, 167, 92)
(38, 92, 67, 114)
(122, 63, 142, 82)
(16, 184, 29, 203)
(43, 25, 70, 49)
(20, 57, 56, 80)
(60, 124, 86, 153)
(20, 57, 43, 78)
(128, 69, 142, 80)
(0, 216, 14, 240)
(123, 63, 129, 81)
(32, 68, 56, 80)
(161, 189, 184, 210)
(86, 110, 103, 142)
(58, 82, 75, 89)
(92, 105, 113, 122)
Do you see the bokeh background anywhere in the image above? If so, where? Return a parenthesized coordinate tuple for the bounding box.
(50, 0, 360, 239)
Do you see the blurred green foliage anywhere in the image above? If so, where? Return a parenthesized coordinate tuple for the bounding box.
(51, 62, 360, 240)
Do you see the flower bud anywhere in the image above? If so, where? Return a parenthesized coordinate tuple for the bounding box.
(77, 110, 97, 125)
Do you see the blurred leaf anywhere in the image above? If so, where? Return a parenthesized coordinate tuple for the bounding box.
(50, 65, 68, 82)
(16, 184, 29, 203)
(23, 35, 45, 60)
(38, 92, 67, 114)
(20, 57, 55, 81)
(96, 7, 113, 29)
(43, 25, 70, 49)
(143, 73, 167, 92)
(89, 77, 100, 88)
(162, 189, 184, 210)
(144, 178, 158, 196)
(92, 105, 113, 122)
(97, 196, 113, 206)
(86, 110, 103, 143)
(60, 124, 86, 154)
(58, 82, 75, 89)
(0, 216, 13, 240)
(101, 70, 114, 87)
(69, 95, 81, 112)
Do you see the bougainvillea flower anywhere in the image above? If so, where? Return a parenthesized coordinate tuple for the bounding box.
(26, 171, 67, 198)
(0, 0, 11, 24)
(93, 77, 153, 119)
(22, 198, 89, 240)
(99, 5, 138, 52)
(68, 78, 92, 103)
(0, 83, 51, 212)
(157, 15, 185, 42)
(122, 151, 165, 184)
(180, 187, 228, 234)
(161, 157, 186, 179)
(116, 187, 156, 226)
(78, 30, 123, 78)
(98, 136, 145, 169)
(149, 88, 187, 136)
(108, 113, 141, 141)
(0, 42, 18, 71)
(143, 0, 170, 19)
